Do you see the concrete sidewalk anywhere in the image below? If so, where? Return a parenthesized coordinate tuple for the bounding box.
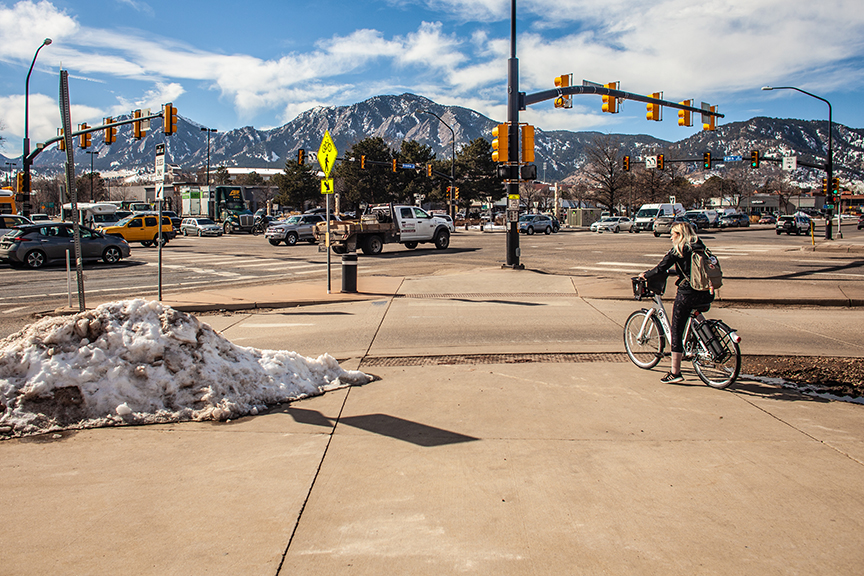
(3, 268, 864, 575)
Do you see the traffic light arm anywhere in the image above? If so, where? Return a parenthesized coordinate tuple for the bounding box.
(28, 110, 166, 163)
(522, 86, 724, 118)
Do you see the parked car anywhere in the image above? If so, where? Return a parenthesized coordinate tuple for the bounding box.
(684, 211, 711, 230)
(653, 215, 692, 237)
(265, 213, 326, 245)
(0, 214, 33, 237)
(591, 216, 632, 233)
(0, 223, 130, 269)
(776, 214, 812, 235)
(181, 217, 223, 237)
(548, 215, 561, 233)
(99, 214, 175, 247)
(858, 215, 864, 230)
(29, 213, 52, 222)
(518, 214, 554, 235)
(719, 213, 750, 228)
(758, 215, 777, 224)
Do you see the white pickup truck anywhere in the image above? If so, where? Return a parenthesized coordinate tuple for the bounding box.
(315, 204, 451, 255)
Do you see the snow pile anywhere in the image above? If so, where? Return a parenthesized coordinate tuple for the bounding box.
(0, 300, 371, 437)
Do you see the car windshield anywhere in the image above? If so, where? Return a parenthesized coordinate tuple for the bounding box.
(115, 216, 133, 226)
(518, 215, 532, 222)
(636, 208, 659, 218)
(196, 219, 216, 225)
(3, 228, 29, 239)
(285, 216, 302, 224)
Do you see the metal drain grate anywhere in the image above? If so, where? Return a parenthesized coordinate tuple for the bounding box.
(360, 352, 630, 367)
(396, 293, 580, 299)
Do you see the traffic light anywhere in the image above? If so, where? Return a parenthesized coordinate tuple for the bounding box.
(702, 104, 717, 131)
(623, 155, 630, 172)
(750, 150, 760, 168)
(57, 128, 65, 151)
(133, 109, 145, 139)
(104, 118, 116, 144)
(454, 187, 459, 200)
(703, 152, 711, 169)
(297, 148, 305, 165)
(491, 123, 509, 162)
(163, 103, 177, 135)
(360, 155, 366, 169)
(78, 123, 91, 149)
(821, 178, 828, 194)
(602, 82, 619, 114)
(15, 172, 24, 193)
(392, 159, 397, 172)
(678, 100, 693, 127)
(657, 154, 665, 170)
(521, 124, 535, 163)
(554, 74, 572, 108)
(646, 93, 661, 121)
(832, 177, 840, 194)
(426, 164, 433, 177)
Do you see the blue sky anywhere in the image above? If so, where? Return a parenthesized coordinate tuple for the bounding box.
(1, 0, 863, 159)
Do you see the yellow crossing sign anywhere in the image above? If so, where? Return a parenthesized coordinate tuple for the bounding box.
(321, 178, 334, 195)
(318, 131, 338, 176)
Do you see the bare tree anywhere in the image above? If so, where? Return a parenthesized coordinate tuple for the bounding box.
(582, 134, 628, 212)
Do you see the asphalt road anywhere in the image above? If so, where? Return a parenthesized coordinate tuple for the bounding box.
(0, 223, 861, 338)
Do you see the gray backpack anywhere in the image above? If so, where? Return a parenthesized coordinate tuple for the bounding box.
(690, 247, 723, 291)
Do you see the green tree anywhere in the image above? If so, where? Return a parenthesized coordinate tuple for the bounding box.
(274, 159, 318, 211)
(334, 137, 395, 207)
(454, 137, 501, 214)
(235, 171, 265, 186)
(393, 140, 436, 204)
(213, 166, 230, 185)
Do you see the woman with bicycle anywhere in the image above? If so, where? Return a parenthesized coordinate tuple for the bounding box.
(639, 222, 714, 383)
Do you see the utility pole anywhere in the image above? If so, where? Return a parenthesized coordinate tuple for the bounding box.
(505, 0, 522, 269)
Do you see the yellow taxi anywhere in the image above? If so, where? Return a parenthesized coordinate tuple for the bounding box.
(100, 212, 175, 247)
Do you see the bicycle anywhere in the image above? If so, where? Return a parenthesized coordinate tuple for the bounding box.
(623, 277, 742, 388)
(251, 220, 266, 236)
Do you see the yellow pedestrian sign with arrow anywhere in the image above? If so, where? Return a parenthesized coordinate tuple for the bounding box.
(318, 131, 338, 176)
(321, 178, 334, 195)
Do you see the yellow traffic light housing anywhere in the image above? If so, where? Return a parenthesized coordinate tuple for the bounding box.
(78, 123, 91, 149)
(554, 74, 572, 108)
(832, 177, 840, 194)
(702, 105, 717, 131)
(646, 93, 662, 122)
(104, 118, 116, 144)
(491, 123, 509, 163)
(163, 103, 178, 135)
(133, 109, 145, 139)
(57, 128, 65, 151)
(602, 82, 619, 114)
(657, 154, 665, 170)
(703, 152, 711, 169)
(360, 155, 366, 169)
(623, 155, 630, 172)
(15, 172, 24, 193)
(426, 164, 433, 177)
(297, 148, 305, 165)
(521, 124, 535, 163)
(821, 178, 828, 194)
(750, 150, 760, 168)
(392, 159, 397, 172)
(678, 100, 693, 127)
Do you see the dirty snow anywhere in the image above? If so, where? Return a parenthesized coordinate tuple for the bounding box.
(0, 299, 371, 437)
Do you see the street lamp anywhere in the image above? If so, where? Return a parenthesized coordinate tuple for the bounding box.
(22, 37, 52, 217)
(201, 127, 217, 187)
(4, 162, 15, 187)
(85, 150, 98, 201)
(417, 110, 456, 221)
(761, 85, 834, 239)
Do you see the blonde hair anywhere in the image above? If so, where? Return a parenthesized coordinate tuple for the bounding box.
(671, 222, 698, 256)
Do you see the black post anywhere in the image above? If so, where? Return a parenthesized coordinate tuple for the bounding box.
(505, 0, 522, 268)
(22, 38, 52, 217)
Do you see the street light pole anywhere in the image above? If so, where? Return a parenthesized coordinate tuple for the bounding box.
(4, 162, 14, 187)
(85, 150, 98, 201)
(201, 128, 217, 188)
(22, 37, 52, 218)
(761, 86, 834, 239)
(505, 0, 522, 268)
(418, 110, 456, 221)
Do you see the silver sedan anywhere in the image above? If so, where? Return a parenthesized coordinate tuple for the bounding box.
(0, 223, 131, 269)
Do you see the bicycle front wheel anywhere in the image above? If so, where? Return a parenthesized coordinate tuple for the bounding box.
(624, 310, 665, 369)
(692, 321, 741, 389)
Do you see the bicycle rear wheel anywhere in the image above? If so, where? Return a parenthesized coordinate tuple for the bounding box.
(624, 310, 665, 369)
(692, 321, 741, 388)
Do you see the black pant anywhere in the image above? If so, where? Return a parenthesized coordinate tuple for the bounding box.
(670, 289, 715, 353)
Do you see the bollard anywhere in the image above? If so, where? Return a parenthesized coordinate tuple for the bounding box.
(341, 253, 358, 293)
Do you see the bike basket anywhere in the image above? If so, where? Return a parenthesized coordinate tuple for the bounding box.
(632, 275, 666, 300)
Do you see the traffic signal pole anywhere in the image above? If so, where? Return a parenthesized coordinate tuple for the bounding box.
(505, 0, 522, 269)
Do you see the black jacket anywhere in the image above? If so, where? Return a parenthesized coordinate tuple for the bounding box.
(644, 239, 709, 294)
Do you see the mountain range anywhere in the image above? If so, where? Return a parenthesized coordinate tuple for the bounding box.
(5, 93, 864, 186)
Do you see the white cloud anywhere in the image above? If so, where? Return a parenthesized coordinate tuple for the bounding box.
(0, 93, 103, 156)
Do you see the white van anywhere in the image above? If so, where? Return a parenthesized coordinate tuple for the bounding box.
(60, 202, 117, 228)
(633, 203, 684, 232)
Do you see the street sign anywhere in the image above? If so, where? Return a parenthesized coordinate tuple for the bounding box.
(723, 155, 742, 162)
(320, 178, 334, 195)
(318, 131, 338, 176)
(508, 194, 519, 210)
(645, 156, 657, 169)
(402, 163, 416, 169)
(782, 156, 798, 171)
(154, 144, 165, 200)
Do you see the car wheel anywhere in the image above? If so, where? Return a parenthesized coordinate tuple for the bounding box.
(197, 230, 202, 237)
(362, 235, 384, 255)
(544, 226, 552, 235)
(102, 246, 122, 264)
(434, 230, 450, 250)
(286, 232, 298, 246)
(404, 241, 418, 249)
(654, 232, 661, 237)
(182, 229, 188, 236)
(776, 230, 782, 235)
(527, 227, 535, 235)
(613, 226, 619, 233)
(25, 250, 46, 269)
(141, 241, 153, 247)
(332, 245, 347, 254)
(268, 239, 281, 246)
(224, 223, 231, 234)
